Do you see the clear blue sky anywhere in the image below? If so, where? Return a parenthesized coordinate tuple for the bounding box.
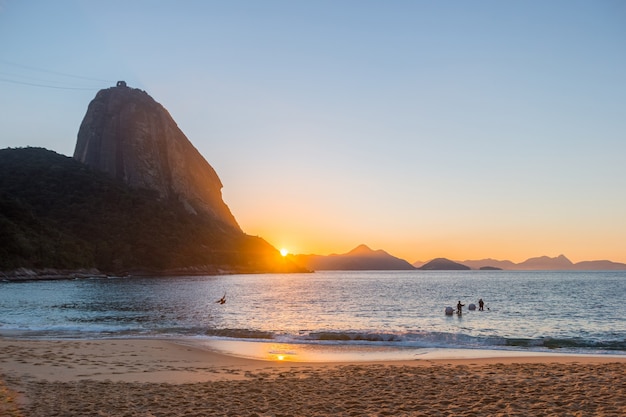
(2, 0, 625, 263)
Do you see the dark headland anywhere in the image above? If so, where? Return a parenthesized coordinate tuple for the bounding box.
(0, 82, 307, 279)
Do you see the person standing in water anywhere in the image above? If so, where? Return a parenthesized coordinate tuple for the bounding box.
(457, 300, 464, 315)
(478, 298, 484, 311)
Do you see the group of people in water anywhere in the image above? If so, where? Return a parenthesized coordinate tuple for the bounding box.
(452, 298, 485, 315)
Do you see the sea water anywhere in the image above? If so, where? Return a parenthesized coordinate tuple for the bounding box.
(1, 270, 625, 359)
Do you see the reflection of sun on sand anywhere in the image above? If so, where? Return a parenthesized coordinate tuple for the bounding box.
(1, 338, 625, 416)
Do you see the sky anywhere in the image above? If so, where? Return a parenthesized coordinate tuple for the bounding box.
(1, 0, 625, 264)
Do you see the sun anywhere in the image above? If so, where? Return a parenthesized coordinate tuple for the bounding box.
(280, 248, 289, 257)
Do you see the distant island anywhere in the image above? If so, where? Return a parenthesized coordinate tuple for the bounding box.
(418, 258, 470, 271)
(287, 245, 626, 271)
(452, 255, 626, 271)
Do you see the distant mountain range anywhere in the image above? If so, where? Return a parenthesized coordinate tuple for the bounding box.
(454, 255, 626, 271)
(290, 245, 626, 271)
(291, 244, 415, 271)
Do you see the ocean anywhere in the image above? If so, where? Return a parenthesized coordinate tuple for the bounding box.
(1, 270, 625, 360)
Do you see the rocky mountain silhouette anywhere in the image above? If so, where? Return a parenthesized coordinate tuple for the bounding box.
(74, 81, 239, 230)
(1, 82, 308, 277)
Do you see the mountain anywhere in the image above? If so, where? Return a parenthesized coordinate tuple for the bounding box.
(1, 81, 309, 276)
(74, 81, 239, 229)
(418, 258, 470, 270)
(0, 147, 306, 276)
(573, 260, 626, 270)
(516, 254, 574, 270)
(459, 258, 518, 270)
(460, 256, 626, 270)
(291, 244, 416, 271)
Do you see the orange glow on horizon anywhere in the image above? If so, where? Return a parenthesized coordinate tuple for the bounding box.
(258, 235, 626, 265)
(243, 217, 626, 265)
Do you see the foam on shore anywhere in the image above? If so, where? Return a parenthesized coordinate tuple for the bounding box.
(187, 337, 626, 362)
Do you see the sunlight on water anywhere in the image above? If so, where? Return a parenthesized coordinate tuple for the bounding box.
(1, 271, 625, 355)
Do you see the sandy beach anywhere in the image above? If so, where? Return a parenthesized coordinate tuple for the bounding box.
(1, 338, 625, 416)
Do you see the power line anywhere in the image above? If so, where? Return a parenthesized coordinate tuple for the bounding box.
(0, 77, 103, 91)
(0, 69, 104, 89)
(0, 59, 115, 83)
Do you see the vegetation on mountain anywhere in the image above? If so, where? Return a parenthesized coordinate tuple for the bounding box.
(0, 147, 304, 276)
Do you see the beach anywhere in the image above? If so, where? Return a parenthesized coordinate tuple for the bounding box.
(1, 338, 625, 416)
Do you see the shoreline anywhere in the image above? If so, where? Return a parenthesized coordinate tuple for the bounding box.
(3, 267, 625, 282)
(2, 336, 626, 383)
(2, 338, 625, 416)
(0, 266, 312, 282)
(183, 337, 626, 363)
(3, 333, 625, 361)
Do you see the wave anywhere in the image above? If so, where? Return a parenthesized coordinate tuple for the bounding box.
(202, 329, 626, 354)
(203, 328, 275, 340)
(305, 332, 404, 342)
(3, 322, 624, 354)
(504, 337, 626, 351)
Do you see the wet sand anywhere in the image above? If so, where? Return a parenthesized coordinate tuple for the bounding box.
(1, 338, 625, 416)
